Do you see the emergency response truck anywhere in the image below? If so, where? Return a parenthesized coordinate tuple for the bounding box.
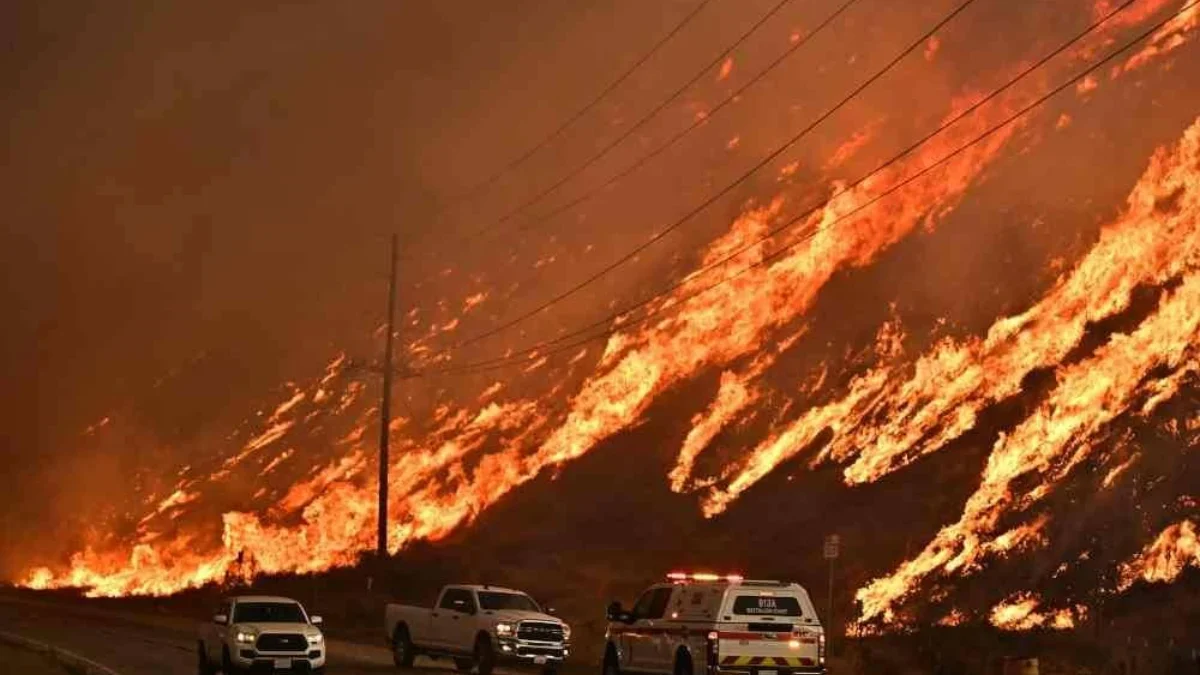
(603, 573, 825, 675)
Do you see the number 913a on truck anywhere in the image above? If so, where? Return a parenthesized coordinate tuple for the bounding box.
(603, 573, 826, 675)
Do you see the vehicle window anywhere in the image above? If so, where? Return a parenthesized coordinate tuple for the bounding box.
(631, 589, 657, 619)
(232, 602, 307, 623)
(440, 589, 476, 614)
(731, 595, 803, 617)
(478, 591, 540, 612)
(439, 589, 464, 610)
(646, 587, 673, 619)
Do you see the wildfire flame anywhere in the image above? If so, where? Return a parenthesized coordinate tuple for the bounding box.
(1118, 520, 1200, 589)
(17, 1, 1200, 630)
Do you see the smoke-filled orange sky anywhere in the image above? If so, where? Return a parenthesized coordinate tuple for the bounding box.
(2, 0, 1198, 630)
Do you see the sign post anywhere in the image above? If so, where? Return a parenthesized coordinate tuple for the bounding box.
(823, 534, 840, 653)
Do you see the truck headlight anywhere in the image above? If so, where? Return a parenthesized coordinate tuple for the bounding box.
(562, 624, 571, 641)
(307, 633, 324, 645)
(496, 622, 515, 636)
(235, 630, 258, 645)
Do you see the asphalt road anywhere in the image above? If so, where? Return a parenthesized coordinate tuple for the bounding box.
(0, 595, 424, 675)
(0, 641, 73, 674)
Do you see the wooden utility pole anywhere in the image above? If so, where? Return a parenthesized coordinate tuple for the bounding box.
(823, 534, 839, 654)
(378, 233, 398, 558)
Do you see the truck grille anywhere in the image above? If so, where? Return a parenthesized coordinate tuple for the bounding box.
(255, 633, 308, 652)
(517, 621, 564, 642)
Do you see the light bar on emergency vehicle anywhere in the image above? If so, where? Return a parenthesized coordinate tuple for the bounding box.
(667, 572, 744, 582)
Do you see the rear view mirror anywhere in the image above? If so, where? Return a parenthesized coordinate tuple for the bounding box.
(547, 607, 557, 615)
(310, 616, 323, 625)
(213, 614, 229, 625)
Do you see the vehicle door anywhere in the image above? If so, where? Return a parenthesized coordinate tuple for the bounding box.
(724, 590, 819, 671)
(644, 587, 677, 672)
(208, 600, 233, 662)
(428, 589, 462, 650)
(627, 586, 674, 672)
(442, 589, 480, 653)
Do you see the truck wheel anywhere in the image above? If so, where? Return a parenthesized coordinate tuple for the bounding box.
(474, 635, 496, 675)
(196, 642, 213, 675)
(603, 646, 621, 675)
(454, 657, 474, 672)
(221, 646, 241, 675)
(674, 651, 694, 675)
(392, 626, 415, 668)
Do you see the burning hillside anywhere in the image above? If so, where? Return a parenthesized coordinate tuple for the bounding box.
(12, 0, 1200, 637)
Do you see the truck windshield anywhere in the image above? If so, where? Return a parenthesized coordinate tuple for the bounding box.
(731, 595, 803, 617)
(477, 592, 540, 612)
(234, 602, 307, 623)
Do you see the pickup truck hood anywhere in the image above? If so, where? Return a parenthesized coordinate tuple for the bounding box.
(487, 610, 562, 624)
(234, 622, 321, 636)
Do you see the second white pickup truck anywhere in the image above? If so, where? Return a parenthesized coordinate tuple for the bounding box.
(384, 584, 570, 675)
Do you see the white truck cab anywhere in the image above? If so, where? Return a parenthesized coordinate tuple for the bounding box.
(198, 595, 325, 674)
(603, 573, 825, 675)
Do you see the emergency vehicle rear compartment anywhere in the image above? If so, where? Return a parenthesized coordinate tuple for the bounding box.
(604, 573, 826, 675)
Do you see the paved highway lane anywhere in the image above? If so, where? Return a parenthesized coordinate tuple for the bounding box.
(0, 595, 432, 674)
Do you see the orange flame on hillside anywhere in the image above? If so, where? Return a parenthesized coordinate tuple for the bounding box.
(17, 2, 1200, 620)
(1118, 520, 1200, 589)
(989, 593, 1083, 631)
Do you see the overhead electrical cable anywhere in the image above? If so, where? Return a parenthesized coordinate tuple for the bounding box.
(415, 0, 1166, 378)
(430, 0, 799, 253)
(442, 0, 978, 353)
(430, 0, 717, 217)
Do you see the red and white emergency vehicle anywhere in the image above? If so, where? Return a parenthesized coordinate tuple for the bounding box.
(603, 573, 825, 675)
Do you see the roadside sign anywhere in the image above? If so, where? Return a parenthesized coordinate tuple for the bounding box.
(823, 534, 840, 560)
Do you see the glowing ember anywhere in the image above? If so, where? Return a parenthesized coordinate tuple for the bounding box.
(717, 57, 734, 82)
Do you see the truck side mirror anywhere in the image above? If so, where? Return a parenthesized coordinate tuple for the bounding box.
(213, 614, 229, 625)
(310, 616, 323, 625)
(606, 602, 628, 622)
(546, 607, 557, 615)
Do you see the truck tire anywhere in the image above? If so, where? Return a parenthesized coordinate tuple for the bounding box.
(392, 625, 416, 668)
(474, 634, 496, 675)
(221, 646, 242, 675)
(674, 650, 694, 675)
(196, 642, 214, 675)
(454, 658, 474, 672)
(603, 645, 621, 675)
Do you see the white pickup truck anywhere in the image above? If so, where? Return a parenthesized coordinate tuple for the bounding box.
(384, 584, 570, 675)
(198, 594, 326, 674)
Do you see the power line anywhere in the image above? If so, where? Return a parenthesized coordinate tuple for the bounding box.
(443, 0, 976, 353)
(418, 0, 1170, 379)
(434, 0, 717, 216)
(433, 0, 797, 254)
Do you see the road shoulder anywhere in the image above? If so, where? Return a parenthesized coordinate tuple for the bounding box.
(0, 628, 123, 675)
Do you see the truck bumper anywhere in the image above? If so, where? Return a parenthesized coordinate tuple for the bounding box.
(233, 648, 326, 672)
(495, 638, 569, 668)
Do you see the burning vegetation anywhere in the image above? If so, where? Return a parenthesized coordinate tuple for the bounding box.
(12, 0, 1199, 642)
